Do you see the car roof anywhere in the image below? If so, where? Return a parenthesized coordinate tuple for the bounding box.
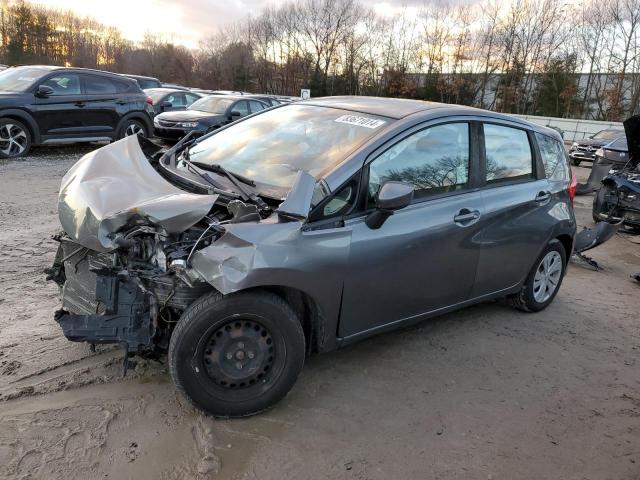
(300, 96, 545, 130)
(145, 87, 196, 94)
(123, 73, 160, 81)
(10, 65, 131, 80)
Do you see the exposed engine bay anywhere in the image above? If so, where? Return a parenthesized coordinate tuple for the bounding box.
(46, 134, 318, 365)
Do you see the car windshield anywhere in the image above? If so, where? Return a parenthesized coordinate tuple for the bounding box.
(593, 129, 623, 141)
(0, 66, 48, 92)
(188, 104, 391, 190)
(145, 89, 169, 103)
(607, 136, 628, 150)
(188, 96, 234, 114)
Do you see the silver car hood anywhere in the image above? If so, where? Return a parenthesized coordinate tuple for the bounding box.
(58, 135, 216, 252)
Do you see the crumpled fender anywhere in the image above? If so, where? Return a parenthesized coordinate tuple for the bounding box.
(58, 135, 216, 252)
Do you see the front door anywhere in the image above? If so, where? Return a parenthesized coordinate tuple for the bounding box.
(33, 72, 89, 138)
(339, 121, 484, 338)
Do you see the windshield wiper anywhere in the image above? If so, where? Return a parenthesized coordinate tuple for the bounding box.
(159, 132, 241, 198)
(190, 161, 256, 187)
(189, 159, 268, 211)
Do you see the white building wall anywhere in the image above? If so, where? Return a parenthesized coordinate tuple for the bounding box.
(509, 113, 623, 143)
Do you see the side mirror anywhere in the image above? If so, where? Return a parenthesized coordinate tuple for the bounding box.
(229, 111, 241, 119)
(365, 181, 414, 229)
(36, 85, 54, 97)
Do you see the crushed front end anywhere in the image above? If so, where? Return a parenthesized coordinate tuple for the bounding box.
(45, 135, 231, 359)
(47, 226, 217, 356)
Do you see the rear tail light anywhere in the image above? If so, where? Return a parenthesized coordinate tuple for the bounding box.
(145, 96, 153, 105)
(568, 168, 577, 204)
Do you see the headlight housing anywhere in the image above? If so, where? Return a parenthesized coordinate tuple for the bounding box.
(594, 148, 604, 157)
(178, 122, 198, 128)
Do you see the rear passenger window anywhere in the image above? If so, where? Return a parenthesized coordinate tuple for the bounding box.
(369, 122, 469, 201)
(85, 76, 117, 95)
(483, 124, 533, 184)
(536, 133, 569, 181)
(249, 100, 266, 113)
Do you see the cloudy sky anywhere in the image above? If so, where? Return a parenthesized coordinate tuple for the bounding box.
(39, 0, 419, 49)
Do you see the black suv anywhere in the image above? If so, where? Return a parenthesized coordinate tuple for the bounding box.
(0, 65, 154, 158)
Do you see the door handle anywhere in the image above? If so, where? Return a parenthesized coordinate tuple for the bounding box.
(453, 208, 481, 226)
(74, 101, 86, 107)
(535, 191, 551, 204)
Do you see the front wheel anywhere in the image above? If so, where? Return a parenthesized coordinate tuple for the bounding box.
(508, 240, 567, 312)
(169, 291, 305, 417)
(0, 118, 31, 158)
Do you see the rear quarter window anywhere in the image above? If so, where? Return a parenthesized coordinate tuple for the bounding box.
(536, 132, 569, 182)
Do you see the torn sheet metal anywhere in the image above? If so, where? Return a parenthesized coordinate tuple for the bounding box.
(190, 217, 351, 297)
(276, 170, 316, 220)
(58, 135, 217, 252)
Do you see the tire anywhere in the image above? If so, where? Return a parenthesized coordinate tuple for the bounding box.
(572, 158, 581, 167)
(118, 118, 147, 139)
(508, 240, 567, 313)
(169, 291, 305, 417)
(0, 118, 31, 158)
(592, 186, 607, 223)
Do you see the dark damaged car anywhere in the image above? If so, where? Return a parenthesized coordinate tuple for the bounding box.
(47, 97, 577, 416)
(593, 115, 640, 228)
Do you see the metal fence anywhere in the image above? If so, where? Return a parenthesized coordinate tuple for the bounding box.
(509, 114, 623, 143)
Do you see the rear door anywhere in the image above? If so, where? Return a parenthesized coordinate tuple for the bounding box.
(33, 72, 89, 138)
(81, 74, 124, 136)
(472, 122, 554, 297)
(339, 120, 485, 338)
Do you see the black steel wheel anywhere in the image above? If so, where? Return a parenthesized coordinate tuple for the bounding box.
(202, 318, 278, 390)
(169, 291, 305, 417)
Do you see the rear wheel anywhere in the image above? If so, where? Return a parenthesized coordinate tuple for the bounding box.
(169, 291, 305, 417)
(0, 118, 31, 158)
(118, 118, 147, 139)
(508, 240, 566, 312)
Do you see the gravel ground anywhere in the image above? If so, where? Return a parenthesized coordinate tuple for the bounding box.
(0, 145, 639, 480)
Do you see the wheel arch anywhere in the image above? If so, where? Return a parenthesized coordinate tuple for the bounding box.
(0, 109, 40, 143)
(235, 285, 326, 357)
(555, 234, 574, 261)
(117, 112, 152, 137)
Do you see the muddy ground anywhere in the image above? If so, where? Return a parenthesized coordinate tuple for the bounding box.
(0, 145, 639, 480)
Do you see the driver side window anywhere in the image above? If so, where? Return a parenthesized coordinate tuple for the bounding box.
(368, 122, 470, 202)
(41, 74, 81, 95)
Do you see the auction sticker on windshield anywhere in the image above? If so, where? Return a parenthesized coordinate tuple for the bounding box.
(335, 115, 386, 129)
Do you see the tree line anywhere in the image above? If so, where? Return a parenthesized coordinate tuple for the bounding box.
(0, 0, 639, 121)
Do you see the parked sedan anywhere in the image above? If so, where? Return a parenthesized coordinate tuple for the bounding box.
(569, 127, 624, 166)
(121, 74, 162, 89)
(153, 95, 268, 141)
(145, 88, 202, 115)
(48, 97, 576, 417)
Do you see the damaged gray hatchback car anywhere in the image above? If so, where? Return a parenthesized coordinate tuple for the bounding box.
(47, 97, 576, 416)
